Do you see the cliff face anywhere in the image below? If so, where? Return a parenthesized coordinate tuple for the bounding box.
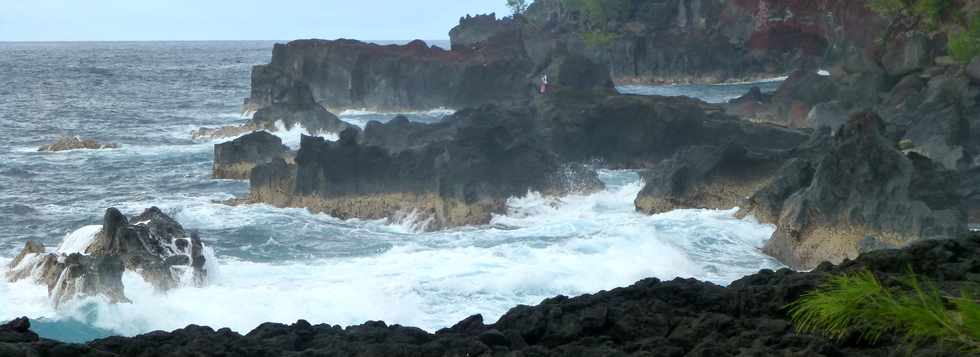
(521, 0, 886, 83)
(245, 38, 534, 113)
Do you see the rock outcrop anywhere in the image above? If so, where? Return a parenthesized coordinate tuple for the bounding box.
(213, 131, 290, 180)
(634, 144, 787, 215)
(194, 81, 353, 140)
(244, 92, 807, 230)
(244, 38, 535, 113)
(37, 136, 119, 152)
(5, 207, 210, 305)
(520, 0, 886, 84)
(739, 113, 965, 270)
(5, 233, 979, 356)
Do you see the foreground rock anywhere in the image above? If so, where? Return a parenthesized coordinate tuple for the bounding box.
(213, 131, 290, 180)
(5, 207, 210, 305)
(4, 233, 977, 356)
(740, 113, 965, 270)
(37, 136, 119, 152)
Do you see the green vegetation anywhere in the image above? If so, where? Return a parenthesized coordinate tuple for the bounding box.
(867, 0, 980, 62)
(868, 0, 953, 24)
(506, 0, 529, 15)
(949, 14, 980, 63)
(788, 270, 980, 352)
(561, 0, 630, 47)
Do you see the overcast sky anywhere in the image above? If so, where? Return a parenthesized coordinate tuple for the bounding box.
(0, 0, 513, 41)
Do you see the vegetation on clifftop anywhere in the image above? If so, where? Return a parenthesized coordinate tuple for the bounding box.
(789, 269, 980, 352)
(868, 0, 980, 62)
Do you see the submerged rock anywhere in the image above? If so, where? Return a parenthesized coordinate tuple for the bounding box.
(740, 112, 965, 270)
(5, 207, 211, 305)
(37, 136, 119, 152)
(5, 233, 978, 356)
(213, 131, 290, 180)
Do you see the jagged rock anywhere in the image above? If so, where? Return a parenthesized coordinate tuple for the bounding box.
(521, 0, 885, 83)
(725, 69, 839, 128)
(880, 31, 934, 77)
(213, 131, 290, 180)
(250, 106, 604, 230)
(246, 93, 806, 229)
(194, 81, 352, 140)
(634, 144, 786, 215)
(741, 112, 965, 270)
(449, 13, 518, 51)
(38, 136, 119, 152)
(806, 101, 849, 131)
(5, 234, 979, 356)
(5, 207, 211, 304)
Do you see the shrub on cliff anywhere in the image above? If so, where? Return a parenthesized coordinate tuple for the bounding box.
(789, 270, 980, 352)
(868, 0, 980, 62)
(561, 0, 629, 46)
(506, 0, 529, 15)
(949, 14, 980, 62)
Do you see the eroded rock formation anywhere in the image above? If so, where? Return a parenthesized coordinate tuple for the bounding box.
(5, 207, 210, 305)
(739, 113, 965, 270)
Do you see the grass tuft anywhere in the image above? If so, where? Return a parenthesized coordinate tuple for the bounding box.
(788, 269, 980, 352)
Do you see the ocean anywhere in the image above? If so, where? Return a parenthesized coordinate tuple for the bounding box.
(0, 41, 784, 342)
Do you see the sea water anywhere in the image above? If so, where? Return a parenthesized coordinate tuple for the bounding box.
(0, 41, 784, 342)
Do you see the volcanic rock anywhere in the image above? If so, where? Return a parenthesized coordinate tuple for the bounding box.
(4, 233, 979, 356)
(213, 131, 290, 180)
(38, 136, 119, 152)
(740, 112, 965, 270)
(5, 207, 211, 304)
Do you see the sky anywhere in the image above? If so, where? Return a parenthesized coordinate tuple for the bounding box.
(0, 0, 514, 41)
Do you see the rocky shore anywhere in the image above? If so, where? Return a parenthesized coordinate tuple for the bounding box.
(4, 233, 977, 356)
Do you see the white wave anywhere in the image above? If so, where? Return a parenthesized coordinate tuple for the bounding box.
(338, 108, 455, 117)
(0, 170, 781, 339)
(56, 225, 102, 255)
(711, 75, 789, 86)
(272, 121, 338, 150)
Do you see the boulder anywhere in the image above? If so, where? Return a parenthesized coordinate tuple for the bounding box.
(635, 145, 786, 215)
(213, 131, 290, 180)
(5, 207, 211, 304)
(806, 101, 849, 131)
(740, 112, 965, 270)
(38, 136, 119, 152)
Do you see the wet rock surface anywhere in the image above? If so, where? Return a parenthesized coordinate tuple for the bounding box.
(213, 131, 290, 180)
(37, 136, 119, 152)
(246, 92, 807, 230)
(4, 233, 978, 356)
(634, 144, 786, 215)
(5, 207, 210, 304)
(741, 113, 965, 270)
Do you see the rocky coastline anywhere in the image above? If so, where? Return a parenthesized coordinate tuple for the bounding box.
(8, 0, 980, 353)
(4, 233, 977, 356)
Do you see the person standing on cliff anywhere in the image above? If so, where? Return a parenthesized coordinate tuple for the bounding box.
(540, 74, 549, 94)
